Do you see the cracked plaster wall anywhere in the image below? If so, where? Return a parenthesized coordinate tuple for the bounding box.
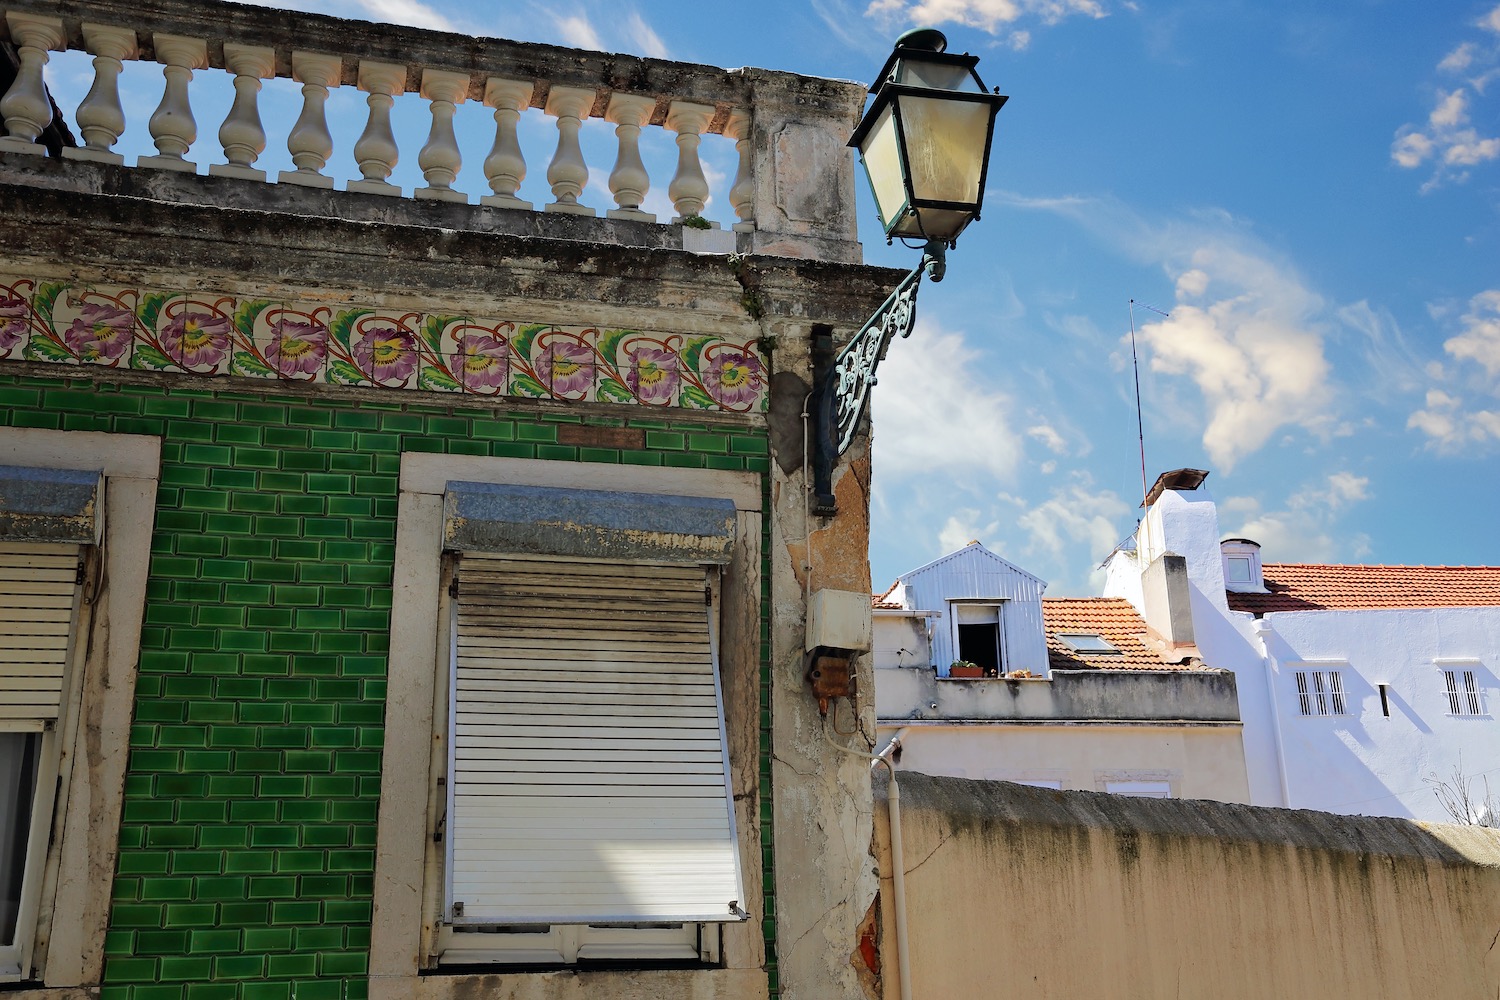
(875, 772, 1500, 999)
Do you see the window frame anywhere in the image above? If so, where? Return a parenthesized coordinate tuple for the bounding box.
(371, 455, 766, 993)
(1292, 668, 1348, 717)
(950, 601, 1006, 676)
(1440, 666, 1487, 717)
(0, 429, 159, 988)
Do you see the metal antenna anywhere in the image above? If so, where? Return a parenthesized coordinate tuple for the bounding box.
(1127, 299, 1171, 507)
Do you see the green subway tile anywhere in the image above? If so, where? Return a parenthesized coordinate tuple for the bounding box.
(155, 774, 207, 797)
(226, 536, 275, 559)
(151, 556, 200, 579)
(308, 776, 356, 798)
(260, 727, 310, 750)
(266, 953, 316, 978)
(318, 951, 367, 976)
(247, 607, 294, 629)
(268, 632, 316, 653)
(103, 929, 135, 957)
(257, 776, 308, 799)
(225, 852, 274, 875)
(263, 428, 309, 450)
(310, 429, 356, 450)
(275, 852, 326, 875)
(212, 954, 265, 979)
(218, 901, 269, 926)
(167, 419, 213, 442)
(272, 585, 318, 606)
(192, 876, 247, 901)
(327, 849, 372, 872)
(196, 599, 246, 622)
(123, 801, 174, 824)
(140, 877, 194, 901)
(220, 631, 267, 653)
(258, 471, 305, 491)
(234, 749, 284, 770)
(119, 851, 172, 875)
(112, 876, 142, 901)
(270, 900, 321, 925)
(688, 432, 729, 453)
(275, 538, 322, 560)
(620, 449, 664, 466)
(288, 704, 337, 726)
(644, 429, 685, 449)
(300, 826, 350, 849)
(180, 490, 231, 512)
(266, 678, 313, 699)
(130, 986, 187, 1000)
(309, 727, 357, 749)
(243, 403, 289, 425)
(224, 583, 273, 604)
(178, 800, 227, 825)
(158, 956, 213, 981)
(730, 434, 770, 455)
(137, 927, 191, 955)
(322, 899, 371, 923)
(213, 424, 261, 446)
(330, 801, 376, 824)
(124, 774, 153, 798)
(207, 513, 255, 535)
(333, 619, 383, 640)
(208, 468, 257, 491)
(249, 561, 297, 583)
(207, 775, 256, 798)
(136, 700, 187, 723)
(230, 800, 279, 823)
(208, 726, 257, 748)
(231, 492, 277, 514)
(158, 510, 207, 532)
(109, 903, 164, 928)
(303, 518, 348, 539)
(296, 562, 344, 585)
(185, 702, 234, 724)
(288, 407, 333, 428)
(163, 903, 217, 928)
(331, 410, 379, 430)
(145, 826, 195, 848)
(706, 454, 743, 471)
(185, 983, 237, 1000)
(277, 495, 324, 517)
(182, 444, 233, 466)
(242, 983, 293, 1000)
(290, 655, 338, 677)
(280, 452, 329, 475)
(191, 400, 237, 421)
(244, 926, 293, 952)
(247, 875, 298, 898)
(182, 749, 233, 771)
(293, 926, 343, 951)
(104, 957, 159, 983)
(664, 451, 706, 468)
(168, 852, 223, 876)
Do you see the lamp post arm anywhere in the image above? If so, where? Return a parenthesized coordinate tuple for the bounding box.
(810, 240, 946, 514)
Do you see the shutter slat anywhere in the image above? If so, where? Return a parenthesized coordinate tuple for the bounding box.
(0, 542, 80, 722)
(448, 555, 741, 925)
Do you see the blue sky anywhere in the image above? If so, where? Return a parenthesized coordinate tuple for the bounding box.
(41, 0, 1500, 594)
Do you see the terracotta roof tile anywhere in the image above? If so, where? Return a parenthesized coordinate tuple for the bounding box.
(1227, 564, 1500, 614)
(1041, 598, 1201, 671)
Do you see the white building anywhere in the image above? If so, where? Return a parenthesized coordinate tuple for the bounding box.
(873, 542, 1251, 802)
(1104, 469, 1500, 823)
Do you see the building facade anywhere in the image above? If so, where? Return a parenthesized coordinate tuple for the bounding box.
(1105, 470, 1500, 822)
(0, 2, 903, 998)
(873, 542, 1250, 802)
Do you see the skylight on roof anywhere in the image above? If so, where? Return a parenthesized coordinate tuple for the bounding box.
(1056, 633, 1121, 654)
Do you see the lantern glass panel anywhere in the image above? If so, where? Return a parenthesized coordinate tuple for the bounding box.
(893, 59, 976, 92)
(857, 103, 911, 235)
(895, 91, 993, 205)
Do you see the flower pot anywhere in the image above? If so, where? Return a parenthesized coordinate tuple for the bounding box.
(948, 665, 985, 678)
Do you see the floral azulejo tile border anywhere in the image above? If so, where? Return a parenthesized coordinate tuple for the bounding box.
(0, 274, 769, 413)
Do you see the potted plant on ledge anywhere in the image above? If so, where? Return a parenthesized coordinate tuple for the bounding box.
(948, 659, 985, 679)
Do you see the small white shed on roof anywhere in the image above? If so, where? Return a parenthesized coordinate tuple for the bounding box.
(896, 542, 1049, 676)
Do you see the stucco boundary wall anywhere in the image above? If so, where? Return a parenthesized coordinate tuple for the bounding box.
(874, 771, 1500, 999)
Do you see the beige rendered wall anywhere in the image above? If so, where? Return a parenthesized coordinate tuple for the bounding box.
(874, 773, 1500, 1000)
(878, 724, 1251, 803)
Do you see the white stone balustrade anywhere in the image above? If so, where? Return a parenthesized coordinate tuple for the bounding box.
(0, 0, 871, 260)
(0, 12, 65, 154)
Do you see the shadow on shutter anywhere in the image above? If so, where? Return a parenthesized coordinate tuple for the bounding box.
(446, 554, 745, 925)
(0, 543, 82, 724)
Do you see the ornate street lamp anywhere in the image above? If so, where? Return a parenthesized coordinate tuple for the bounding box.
(812, 29, 1007, 513)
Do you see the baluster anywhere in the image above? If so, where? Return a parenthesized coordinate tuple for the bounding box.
(480, 79, 533, 210)
(543, 86, 596, 216)
(0, 13, 65, 155)
(347, 60, 407, 197)
(277, 52, 342, 189)
(666, 101, 714, 224)
(416, 69, 469, 202)
(210, 44, 275, 181)
(725, 110, 755, 232)
(63, 23, 137, 164)
(605, 94, 656, 223)
(138, 34, 209, 173)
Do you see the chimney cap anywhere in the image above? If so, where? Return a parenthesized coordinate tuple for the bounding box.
(1142, 468, 1210, 508)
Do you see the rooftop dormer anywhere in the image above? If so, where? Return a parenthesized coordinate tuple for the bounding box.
(1221, 537, 1266, 593)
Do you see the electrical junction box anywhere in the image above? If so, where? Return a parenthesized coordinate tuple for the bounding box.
(806, 588, 872, 652)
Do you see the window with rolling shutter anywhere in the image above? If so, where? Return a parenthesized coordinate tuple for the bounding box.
(444, 553, 744, 930)
(1, 541, 84, 974)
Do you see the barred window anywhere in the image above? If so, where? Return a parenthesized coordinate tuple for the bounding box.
(1294, 670, 1346, 717)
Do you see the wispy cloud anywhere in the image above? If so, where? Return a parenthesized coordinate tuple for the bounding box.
(1001, 193, 1336, 471)
(864, 0, 1109, 47)
(1391, 4, 1500, 189)
(869, 320, 1023, 481)
(1443, 289, 1500, 378)
(553, 12, 605, 51)
(624, 11, 670, 59)
(1222, 472, 1372, 562)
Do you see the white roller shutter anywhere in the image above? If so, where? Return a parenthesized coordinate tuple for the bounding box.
(0, 543, 82, 724)
(446, 553, 744, 925)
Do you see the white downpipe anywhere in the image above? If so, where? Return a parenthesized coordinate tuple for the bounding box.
(873, 728, 913, 1000)
(1254, 619, 1293, 807)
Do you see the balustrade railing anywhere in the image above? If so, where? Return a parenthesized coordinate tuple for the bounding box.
(0, 0, 866, 258)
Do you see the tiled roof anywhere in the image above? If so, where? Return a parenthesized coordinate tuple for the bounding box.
(1227, 564, 1500, 614)
(873, 581, 902, 611)
(1041, 598, 1200, 671)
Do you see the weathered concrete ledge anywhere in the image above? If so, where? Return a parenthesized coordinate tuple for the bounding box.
(876, 667, 1242, 724)
(874, 772, 1500, 999)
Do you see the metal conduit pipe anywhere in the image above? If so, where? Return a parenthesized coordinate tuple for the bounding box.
(872, 728, 912, 1000)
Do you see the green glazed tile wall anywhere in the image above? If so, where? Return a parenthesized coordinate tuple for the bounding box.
(0, 374, 776, 1000)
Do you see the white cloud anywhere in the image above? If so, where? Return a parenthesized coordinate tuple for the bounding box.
(553, 13, 605, 51)
(1224, 473, 1373, 562)
(870, 321, 1023, 481)
(1140, 255, 1330, 470)
(1393, 13, 1500, 187)
(938, 510, 999, 554)
(1444, 289, 1500, 377)
(232, 0, 455, 31)
(1026, 423, 1068, 454)
(1016, 475, 1130, 562)
(1408, 388, 1500, 451)
(624, 11, 670, 59)
(865, 0, 1106, 42)
(998, 192, 1336, 471)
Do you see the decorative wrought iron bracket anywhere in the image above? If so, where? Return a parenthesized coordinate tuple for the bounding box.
(811, 240, 946, 515)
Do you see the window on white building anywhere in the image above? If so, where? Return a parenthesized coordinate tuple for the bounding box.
(1443, 669, 1485, 717)
(953, 603, 1004, 676)
(1104, 780, 1172, 799)
(1056, 632, 1120, 655)
(1294, 670, 1347, 717)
